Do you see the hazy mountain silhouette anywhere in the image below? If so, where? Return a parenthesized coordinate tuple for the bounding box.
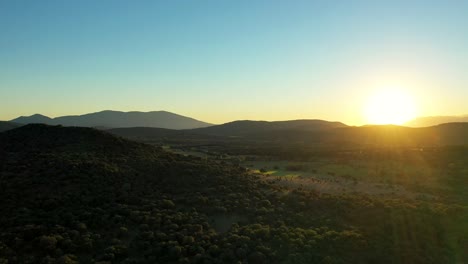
(189, 119, 347, 136)
(405, 115, 468, 127)
(10, 110, 212, 129)
(0, 121, 22, 132)
(11, 114, 52, 124)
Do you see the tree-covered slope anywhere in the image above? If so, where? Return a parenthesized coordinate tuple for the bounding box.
(0, 125, 464, 263)
(189, 119, 347, 137)
(0, 121, 22, 132)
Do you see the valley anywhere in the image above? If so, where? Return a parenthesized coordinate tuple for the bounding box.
(0, 123, 467, 263)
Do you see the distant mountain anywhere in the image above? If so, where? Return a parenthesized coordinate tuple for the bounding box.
(405, 115, 468, 127)
(189, 119, 347, 136)
(10, 110, 213, 129)
(11, 114, 52, 124)
(0, 121, 22, 132)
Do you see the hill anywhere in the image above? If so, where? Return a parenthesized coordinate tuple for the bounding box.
(189, 119, 347, 137)
(107, 127, 221, 144)
(10, 110, 213, 129)
(405, 115, 468, 127)
(0, 121, 22, 132)
(0, 125, 272, 262)
(0, 125, 462, 263)
(265, 123, 468, 148)
(108, 122, 468, 148)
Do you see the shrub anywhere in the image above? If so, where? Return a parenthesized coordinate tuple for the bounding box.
(56, 254, 78, 264)
(38, 235, 57, 252)
(161, 199, 176, 209)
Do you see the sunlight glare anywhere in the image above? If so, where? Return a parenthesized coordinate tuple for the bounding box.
(364, 88, 417, 125)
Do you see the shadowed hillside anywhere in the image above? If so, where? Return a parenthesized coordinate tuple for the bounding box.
(0, 125, 272, 262)
(189, 119, 347, 136)
(108, 122, 468, 148)
(0, 121, 22, 132)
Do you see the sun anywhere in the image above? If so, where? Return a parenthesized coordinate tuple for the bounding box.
(364, 88, 417, 125)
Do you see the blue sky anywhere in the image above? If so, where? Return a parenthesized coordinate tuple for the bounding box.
(1, 0, 467, 124)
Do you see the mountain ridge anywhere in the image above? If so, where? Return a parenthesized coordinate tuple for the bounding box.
(10, 110, 213, 129)
(107, 122, 468, 147)
(188, 119, 348, 136)
(0, 121, 22, 132)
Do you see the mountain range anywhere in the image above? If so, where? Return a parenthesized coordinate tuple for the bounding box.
(4, 111, 468, 146)
(10, 110, 212, 129)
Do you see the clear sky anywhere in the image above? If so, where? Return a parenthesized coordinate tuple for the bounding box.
(1, 0, 467, 125)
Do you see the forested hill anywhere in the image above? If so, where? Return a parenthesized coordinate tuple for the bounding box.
(189, 119, 347, 136)
(0, 125, 463, 263)
(0, 124, 271, 262)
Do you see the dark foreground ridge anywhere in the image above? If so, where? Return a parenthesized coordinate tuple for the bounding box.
(0, 121, 22, 133)
(0, 125, 464, 263)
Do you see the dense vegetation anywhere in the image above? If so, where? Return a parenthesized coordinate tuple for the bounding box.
(0, 122, 21, 133)
(0, 125, 466, 263)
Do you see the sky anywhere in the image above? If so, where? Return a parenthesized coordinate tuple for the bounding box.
(1, 0, 467, 125)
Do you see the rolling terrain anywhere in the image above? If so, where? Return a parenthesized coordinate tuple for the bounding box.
(108, 121, 468, 148)
(1, 124, 465, 263)
(189, 120, 347, 136)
